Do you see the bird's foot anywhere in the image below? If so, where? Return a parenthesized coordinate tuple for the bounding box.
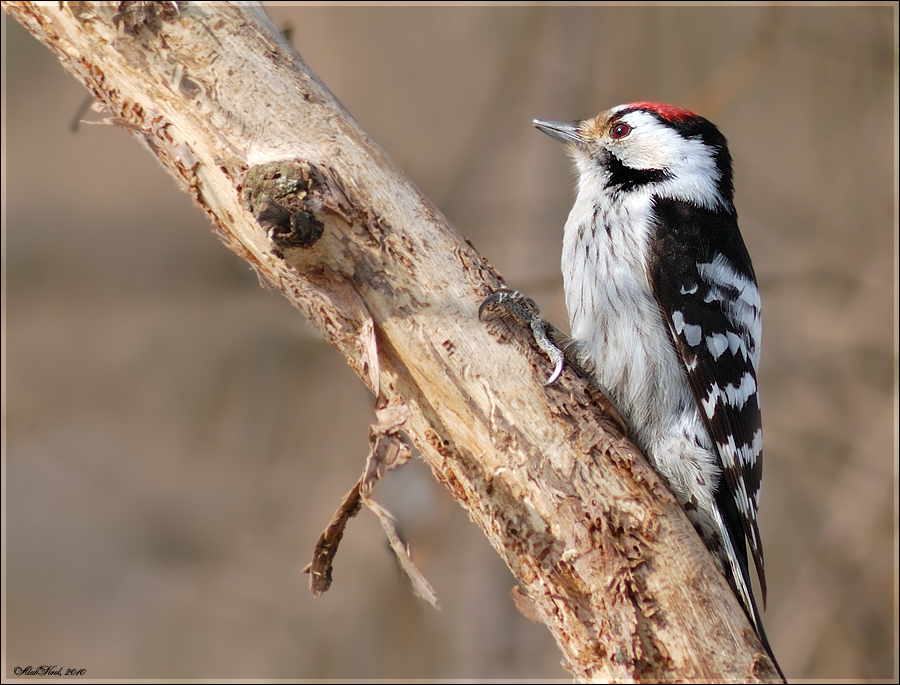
(479, 287, 565, 385)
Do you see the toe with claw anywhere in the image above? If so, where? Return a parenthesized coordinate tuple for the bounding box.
(479, 288, 565, 385)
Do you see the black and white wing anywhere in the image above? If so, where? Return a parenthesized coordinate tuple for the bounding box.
(649, 197, 766, 618)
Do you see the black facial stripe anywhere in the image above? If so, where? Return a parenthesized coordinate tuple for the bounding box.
(604, 151, 672, 192)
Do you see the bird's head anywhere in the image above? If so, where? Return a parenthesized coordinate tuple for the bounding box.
(535, 102, 734, 212)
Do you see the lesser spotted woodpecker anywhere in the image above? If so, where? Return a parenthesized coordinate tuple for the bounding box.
(522, 102, 780, 674)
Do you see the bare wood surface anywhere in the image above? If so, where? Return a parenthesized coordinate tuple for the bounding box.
(5, 2, 783, 681)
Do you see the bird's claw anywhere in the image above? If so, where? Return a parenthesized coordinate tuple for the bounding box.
(480, 287, 565, 385)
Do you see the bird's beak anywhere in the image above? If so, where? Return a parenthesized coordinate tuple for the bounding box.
(533, 119, 581, 145)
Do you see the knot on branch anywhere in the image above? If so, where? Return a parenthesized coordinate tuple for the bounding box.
(112, 1, 182, 36)
(242, 160, 331, 251)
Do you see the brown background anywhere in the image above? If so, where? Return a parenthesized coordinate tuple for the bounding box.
(4, 4, 896, 680)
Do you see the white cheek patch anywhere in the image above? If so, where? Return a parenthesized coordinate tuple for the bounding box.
(609, 110, 728, 211)
(619, 135, 670, 170)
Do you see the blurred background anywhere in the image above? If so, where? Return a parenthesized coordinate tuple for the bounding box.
(4, 4, 896, 680)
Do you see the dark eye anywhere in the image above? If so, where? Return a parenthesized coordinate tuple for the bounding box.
(611, 122, 632, 140)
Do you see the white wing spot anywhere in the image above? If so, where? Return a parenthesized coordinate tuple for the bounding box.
(738, 428, 763, 468)
(684, 322, 702, 347)
(672, 311, 702, 347)
(705, 372, 757, 411)
(733, 477, 751, 516)
(706, 333, 728, 359)
(727, 331, 745, 358)
(726, 372, 757, 408)
(701, 383, 720, 422)
(697, 255, 761, 371)
(718, 434, 739, 470)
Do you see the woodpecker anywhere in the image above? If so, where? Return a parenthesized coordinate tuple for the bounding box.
(486, 102, 781, 675)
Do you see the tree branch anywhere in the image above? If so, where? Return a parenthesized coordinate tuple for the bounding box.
(4, 2, 781, 681)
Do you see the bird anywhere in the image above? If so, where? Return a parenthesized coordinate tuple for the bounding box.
(486, 102, 781, 677)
